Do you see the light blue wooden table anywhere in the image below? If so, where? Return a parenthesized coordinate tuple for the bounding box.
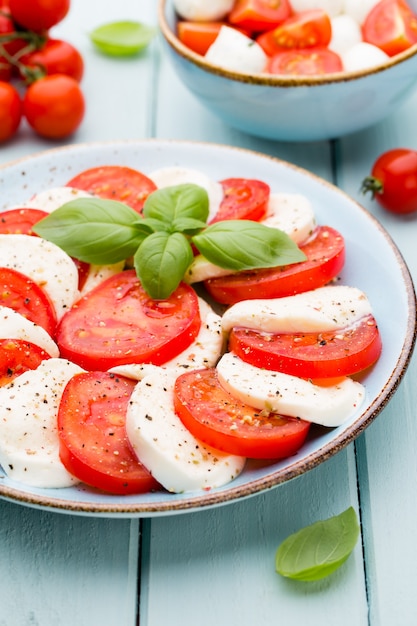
(1, 1, 416, 624)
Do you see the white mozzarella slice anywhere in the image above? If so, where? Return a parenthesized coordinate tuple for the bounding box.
(184, 254, 232, 284)
(0, 306, 59, 356)
(221, 285, 373, 334)
(126, 368, 246, 493)
(0, 358, 85, 488)
(205, 26, 268, 74)
(148, 166, 223, 222)
(173, 0, 235, 21)
(329, 14, 362, 56)
(263, 193, 316, 244)
(17, 186, 94, 213)
(79, 261, 125, 296)
(0, 234, 79, 320)
(342, 42, 389, 72)
(216, 352, 365, 427)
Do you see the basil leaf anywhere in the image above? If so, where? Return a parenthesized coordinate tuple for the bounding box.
(33, 198, 149, 265)
(90, 21, 156, 57)
(171, 217, 208, 234)
(192, 220, 306, 270)
(134, 231, 193, 299)
(143, 184, 209, 225)
(275, 507, 360, 582)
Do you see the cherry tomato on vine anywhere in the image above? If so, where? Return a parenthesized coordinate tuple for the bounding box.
(8, 0, 70, 32)
(0, 81, 21, 142)
(23, 74, 85, 139)
(361, 148, 417, 214)
(19, 38, 84, 82)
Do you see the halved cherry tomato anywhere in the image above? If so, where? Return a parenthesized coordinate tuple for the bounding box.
(174, 367, 311, 459)
(0, 208, 48, 235)
(178, 21, 225, 55)
(56, 269, 201, 371)
(0, 267, 57, 336)
(0, 338, 50, 385)
(257, 9, 332, 55)
(210, 178, 270, 224)
(204, 225, 345, 305)
(229, 315, 382, 378)
(19, 38, 84, 82)
(266, 47, 343, 75)
(66, 165, 157, 214)
(362, 0, 417, 57)
(58, 371, 160, 494)
(228, 0, 292, 33)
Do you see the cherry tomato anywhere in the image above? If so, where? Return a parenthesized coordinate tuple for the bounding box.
(228, 0, 292, 33)
(8, 0, 70, 32)
(204, 225, 345, 305)
(0, 267, 57, 336)
(58, 371, 160, 494)
(267, 47, 343, 75)
(22, 74, 85, 139)
(56, 269, 201, 371)
(0, 338, 51, 386)
(0, 208, 48, 235)
(66, 165, 157, 214)
(257, 9, 332, 55)
(0, 81, 21, 142)
(173, 367, 311, 459)
(19, 38, 84, 82)
(229, 315, 382, 379)
(362, 0, 417, 56)
(361, 148, 417, 214)
(210, 178, 270, 224)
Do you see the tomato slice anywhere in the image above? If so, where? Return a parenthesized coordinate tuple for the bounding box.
(228, 0, 292, 33)
(257, 9, 332, 56)
(229, 315, 382, 378)
(0, 338, 50, 385)
(362, 0, 417, 56)
(0, 267, 57, 336)
(58, 371, 160, 494)
(66, 165, 157, 213)
(56, 269, 201, 371)
(204, 225, 345, 305)
(266, 47, 343, 75)
(210, 178, 270, 224)
(0, 208, 49, 235)
(174, 368, 311, 459)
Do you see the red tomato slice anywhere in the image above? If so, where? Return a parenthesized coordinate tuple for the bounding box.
(210, 178, 270, 224)
(266, 47, 343, 75)
(362, 0, 417, 56)
(56, 269, 201, 371)
(0, 267, 57, 336)
(229, 315, 382, 378)
(228, 0, 292, 33)
(174, 368, 311, 459)
(0, 338, 50, 386)
(0, 208, 49, 235)
(204, 225, 345, 305)
(66, 165, 157, 213)
(58, 371, 160, 494)
(257, 9, 332, 55)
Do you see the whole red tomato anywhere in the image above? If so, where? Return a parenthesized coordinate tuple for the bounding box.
(361, 148, 417, 214)
(23, 74, 85, 139)
(19, 38, 84, 82)
(0, 81, 22, 142)
(8, 0, 70, 32)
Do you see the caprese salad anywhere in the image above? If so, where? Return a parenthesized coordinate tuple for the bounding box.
(0, 162, 382, 496)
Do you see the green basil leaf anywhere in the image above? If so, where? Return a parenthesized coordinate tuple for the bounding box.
(143, 184, 209, 225)
(90, 21, 156, 57)
(192, 220, 306, 270)
(171, 217, 208, 234)
(33, 198, 148, 265)
(275, 507, 360, 582)
(134, 231, 193, 299)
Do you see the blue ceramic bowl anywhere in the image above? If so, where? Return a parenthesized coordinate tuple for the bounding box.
(158, 0, 417, 142)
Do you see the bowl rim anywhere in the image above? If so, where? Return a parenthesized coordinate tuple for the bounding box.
(158, 0, 417, 87)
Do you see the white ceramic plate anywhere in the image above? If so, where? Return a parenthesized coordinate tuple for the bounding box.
(0, 139, 415, 517)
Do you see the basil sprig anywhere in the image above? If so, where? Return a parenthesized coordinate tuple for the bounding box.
(33, 183, 306, 300)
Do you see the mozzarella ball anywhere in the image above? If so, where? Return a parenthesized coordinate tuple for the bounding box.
(173, 0, 235, 21)
(342, 42, 390, 72)
(288, 0, 344, 17)
(329, 14, 362, 55)
(205, 26, 268, 74)
(343, 0, 381, 25)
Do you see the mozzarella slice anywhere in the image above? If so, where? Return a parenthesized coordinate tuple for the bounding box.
(221, 285, 373, 334)
(205, 26, 268, 74)
(0, 358, 84, 488)
(217, 352, 365, 427)
(0, 234, 79, 320)
(80, 261, 125, 296)
(0, 306, 59, 356)
(263, 193, 316, 244)
(126, 368, 246, 493)
(17, 186, 94, 213)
